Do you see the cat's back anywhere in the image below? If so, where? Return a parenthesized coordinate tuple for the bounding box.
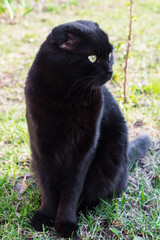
(100, 86, 127, 141)
(102, 86, 125, 122)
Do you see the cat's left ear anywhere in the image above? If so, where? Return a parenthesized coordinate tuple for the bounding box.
(59, 33, 80, 51)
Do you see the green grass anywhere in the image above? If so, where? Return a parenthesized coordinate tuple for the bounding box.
(0, 0, 160, 239)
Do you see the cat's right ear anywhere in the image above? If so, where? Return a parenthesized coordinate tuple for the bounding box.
(52, 28, 80, 51)
(59, 33, 80, 51)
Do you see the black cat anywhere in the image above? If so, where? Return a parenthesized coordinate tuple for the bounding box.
(25, 20, 151, 238)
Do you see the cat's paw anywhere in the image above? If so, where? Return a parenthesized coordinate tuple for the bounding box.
(55, 221, 78, 238)
(31, 211, 54, 231)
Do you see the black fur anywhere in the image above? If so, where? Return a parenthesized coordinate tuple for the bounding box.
(25, 20, 151, 238)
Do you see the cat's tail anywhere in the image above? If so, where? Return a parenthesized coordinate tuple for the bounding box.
(128, 135, 152, 170)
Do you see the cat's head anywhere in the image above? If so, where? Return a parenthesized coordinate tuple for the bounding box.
(37, 20, 113, 94)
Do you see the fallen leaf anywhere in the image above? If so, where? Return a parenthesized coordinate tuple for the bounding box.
(16, 181, 28, 195)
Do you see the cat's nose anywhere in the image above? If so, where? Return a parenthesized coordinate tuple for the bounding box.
(106, 70, 113, 80)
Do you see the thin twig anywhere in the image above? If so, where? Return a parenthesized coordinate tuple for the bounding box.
(123, 0, 133, 103)
(4, 0, 14, 19)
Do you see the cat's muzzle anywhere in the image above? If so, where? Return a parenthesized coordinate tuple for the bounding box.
(106, 70, 113, 81)
(98, 71, 113, 85)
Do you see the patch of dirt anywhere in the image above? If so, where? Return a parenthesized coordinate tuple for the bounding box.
(0, 14, 17, 24)
(0, 73, 16, 88)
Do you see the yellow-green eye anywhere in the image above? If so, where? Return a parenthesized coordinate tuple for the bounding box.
(88, 55, 97, 63)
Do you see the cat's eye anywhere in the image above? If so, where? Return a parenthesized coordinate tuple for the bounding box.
(88, 55, 97, 63)
(109, 52, 112, 60)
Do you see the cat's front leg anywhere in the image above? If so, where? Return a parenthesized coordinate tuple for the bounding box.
(54, 161, 89, 238)
(31, 188, 58, 231)
(55, 191, 78, 238)
(31, 163, 59, 231)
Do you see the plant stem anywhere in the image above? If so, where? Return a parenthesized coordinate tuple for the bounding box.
(123, 0, 133, 104)
(4, 0, 14, 19)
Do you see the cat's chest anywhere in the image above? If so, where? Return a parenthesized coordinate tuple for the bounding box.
(50, 99, 103, 159)
(30, 89, 103, 148)
(65, 94, 103, 127)
(59, 97, 103, 145)
(70, 103, 101, 126)
(29, 92, 104, 160)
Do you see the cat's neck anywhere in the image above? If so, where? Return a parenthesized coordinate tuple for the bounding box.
(42, 84, 103, 108)
(27, 78, 103, 110)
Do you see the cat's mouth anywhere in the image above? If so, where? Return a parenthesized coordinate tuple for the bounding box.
(98, 71, 113, 85)
(106, 71, 113, 81)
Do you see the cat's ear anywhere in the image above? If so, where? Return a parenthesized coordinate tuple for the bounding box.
(59, 33, 80, 51)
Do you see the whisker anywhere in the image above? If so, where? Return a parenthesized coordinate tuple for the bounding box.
(84, 80, 97, 106)
(63, 78, 83, 101)
(80, 81, 93, 104)
(71, 76, 94, 103)
(64, 74, 100, 105)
